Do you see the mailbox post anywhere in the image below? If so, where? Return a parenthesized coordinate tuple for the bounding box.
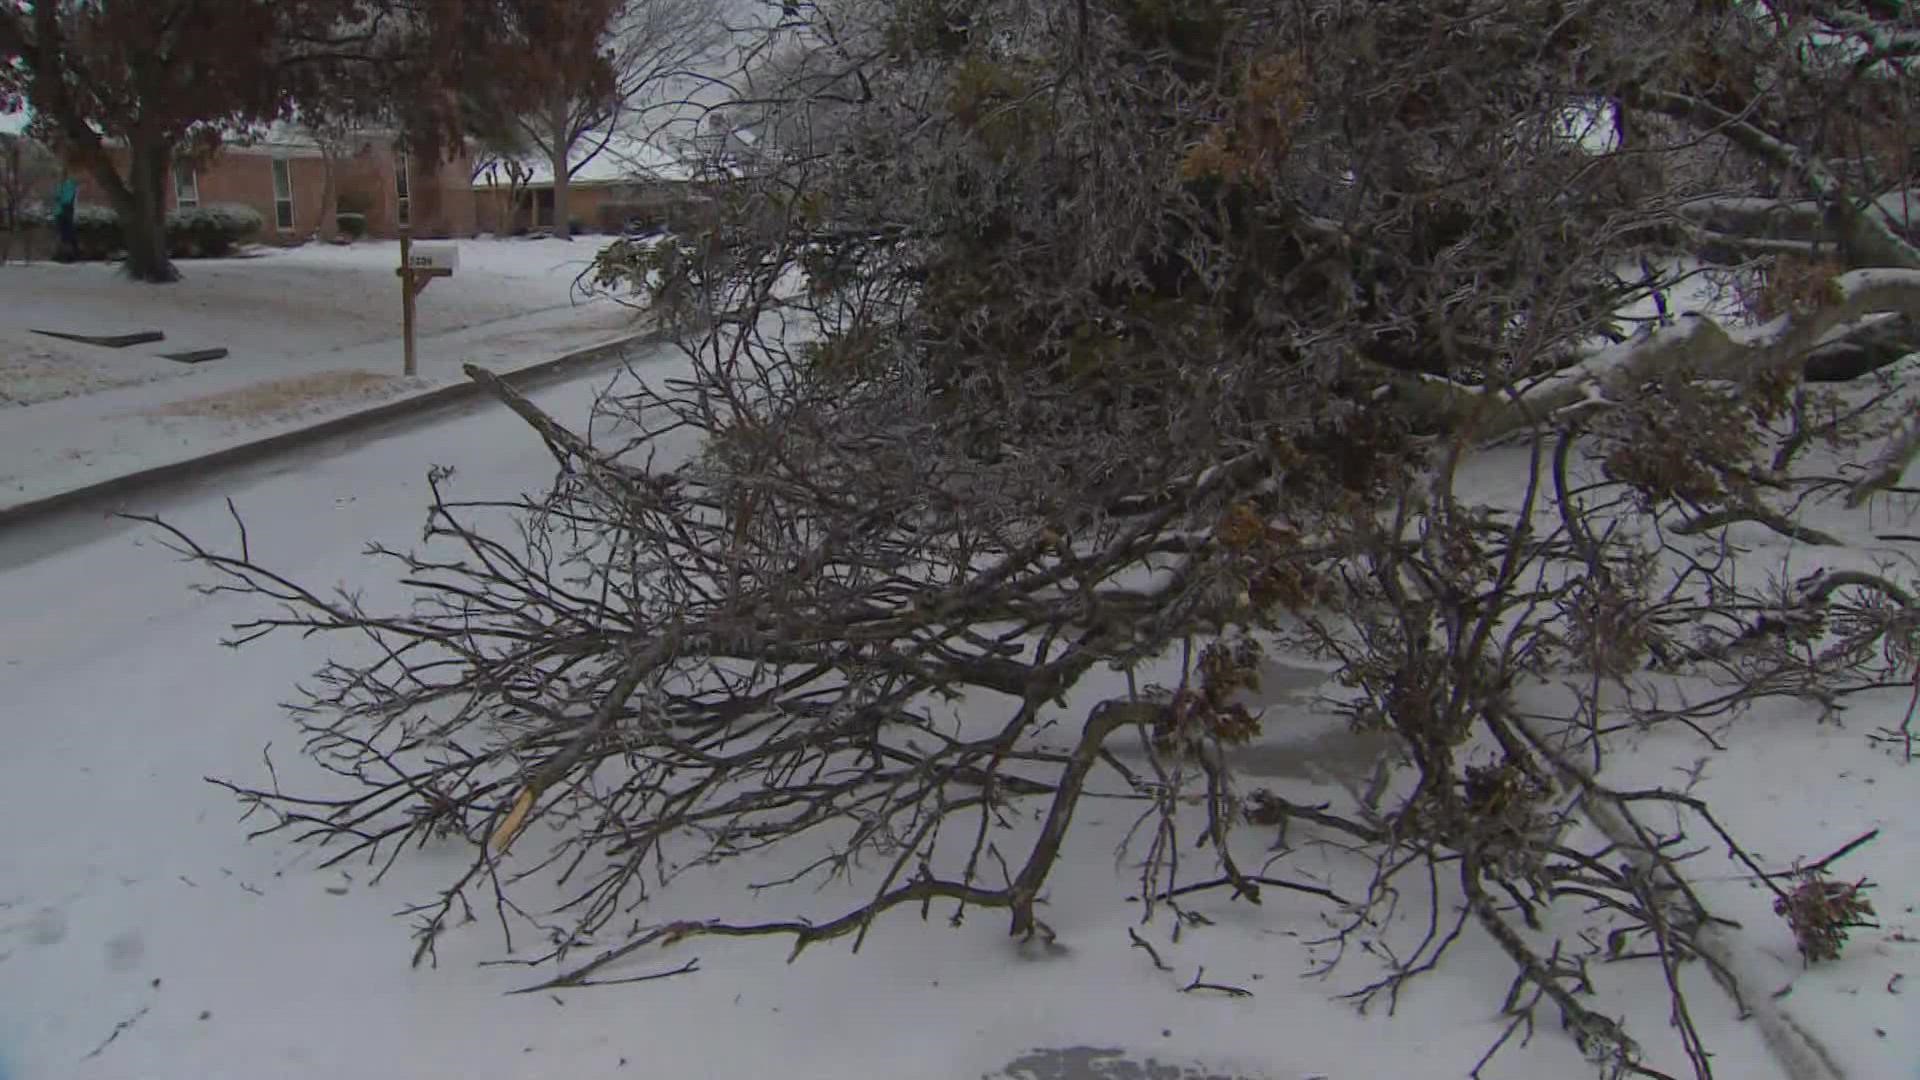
(396, 228, 458, 376)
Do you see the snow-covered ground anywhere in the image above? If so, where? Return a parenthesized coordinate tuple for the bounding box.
(0, 237, 642, 512)
(0, 343, 1914, 1080)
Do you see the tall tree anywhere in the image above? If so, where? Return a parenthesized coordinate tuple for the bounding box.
(4, 2, 333, 281)
(480, 0, 724, 240)
(0, 1, 527, 282)
(466, 106, 535, 235)
(1, 129, 57, 263)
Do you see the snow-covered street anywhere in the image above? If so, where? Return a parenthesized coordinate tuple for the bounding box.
(0, 350, 1912, 1080)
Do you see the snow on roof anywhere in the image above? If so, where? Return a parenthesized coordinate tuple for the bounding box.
(0, 110, 336, 156)
(209, 121, 327, 158)
(471, 131, 698, 189)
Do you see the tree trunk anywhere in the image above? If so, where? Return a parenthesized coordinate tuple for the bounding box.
(1, 138, 19, 265)
(551, 143, 573, 241)
(318, 143, 340, 243)
(115, 137, 179, 283)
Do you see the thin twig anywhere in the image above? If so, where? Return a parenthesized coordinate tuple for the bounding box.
(1180, 966, 1253, 998)
(81, 1003, 151, 1062)
(1765, 829, 1880, 879)
(512, 957, 700, 993)
(1151, 874, 1351, 908)
(1127, 926, 1172, 972)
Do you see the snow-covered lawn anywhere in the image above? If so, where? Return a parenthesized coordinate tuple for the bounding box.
(0, 237, 643, 513)
(0, 353, 1913, 1080)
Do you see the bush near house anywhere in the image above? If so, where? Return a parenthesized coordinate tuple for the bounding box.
(17, 201, 262, 260)
(71, 205, 125, 260)
(15, 204, 129, 260)
(166, 204, 264, 257)
(597, 194, 720, 237)
(336, 212, 369, 240)
(596, 201, 652, 235)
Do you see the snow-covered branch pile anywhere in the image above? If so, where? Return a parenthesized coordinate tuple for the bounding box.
(151, 2, 1919, 1077)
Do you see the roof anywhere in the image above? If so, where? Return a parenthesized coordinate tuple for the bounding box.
(216, 122, 327, 158)
(470, 131, 700, 189)
(0, 110, 386, 157)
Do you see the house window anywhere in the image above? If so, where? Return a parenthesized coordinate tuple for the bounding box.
(173, 163, 199, 209)
(394, 152, 411, 229)
(270, 158, 295, 230)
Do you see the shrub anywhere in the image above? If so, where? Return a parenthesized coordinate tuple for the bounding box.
(72, 204, 125, 260)
(336, 212, 368, 240)
(166, 203, 263, 257)
(597, 201, 658, 235)
(24, 201, 260, 260)
(665, 195, 722, 233)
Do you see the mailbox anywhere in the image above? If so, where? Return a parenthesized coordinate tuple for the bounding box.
(406, 243, 460, 272)
(397, 238, 458, 377)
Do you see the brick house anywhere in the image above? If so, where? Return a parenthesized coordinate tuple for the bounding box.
(3, 112, 478, 243)
(146, 126, 477, 242)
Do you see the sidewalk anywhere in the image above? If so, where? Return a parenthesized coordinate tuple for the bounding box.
(0, 238, 655, 518)
(0, 302, 652, 519)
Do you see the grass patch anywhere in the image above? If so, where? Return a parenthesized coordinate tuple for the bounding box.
(141, 370, 407, 423)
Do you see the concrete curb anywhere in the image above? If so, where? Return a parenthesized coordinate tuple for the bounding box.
(0, 329, 667, 534)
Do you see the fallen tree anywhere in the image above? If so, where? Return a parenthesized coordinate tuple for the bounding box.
(148, 1, 1918, 1076)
